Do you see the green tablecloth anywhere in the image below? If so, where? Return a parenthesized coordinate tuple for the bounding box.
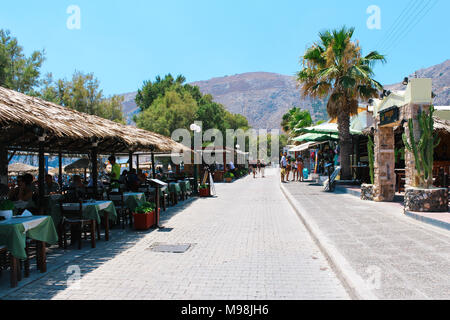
(13, 200, 37, 215)
(0, 216, 58, 260)
(168, 183, 181, 194)
(179, 181, 191, 193)
(52, 201, 117, 225)
(123, 192, 146, 212)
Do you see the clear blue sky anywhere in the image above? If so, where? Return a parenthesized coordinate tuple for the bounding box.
(1, 0, 448, 96)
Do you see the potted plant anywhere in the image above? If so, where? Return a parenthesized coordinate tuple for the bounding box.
(0, 200, 15, 220)
(199, 184, 210, 197)
(361, 135, 375, 201)
(110, 182, 120, 193)
(402, 106, 448, 212)
(224, 172, 234, 183)
(133, 202, 156, 230)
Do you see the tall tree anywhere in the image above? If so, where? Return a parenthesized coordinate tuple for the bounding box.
(0, 29, 45, 94)
(135, 74, 250, 138)
(39, 71, 125, 123)
(297, 26, 385, 179)
(281, 107, 313, 138)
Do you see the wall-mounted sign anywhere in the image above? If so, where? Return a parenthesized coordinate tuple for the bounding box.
(380, 106, 400, 127)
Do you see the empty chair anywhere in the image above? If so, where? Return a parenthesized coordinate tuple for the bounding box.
(107, 191, 131, 229)
(59, 200, 96, 250)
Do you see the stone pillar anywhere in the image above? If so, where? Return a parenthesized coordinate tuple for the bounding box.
(373, 117, 396, 202)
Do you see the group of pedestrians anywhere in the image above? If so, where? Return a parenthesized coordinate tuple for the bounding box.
(249, 160, 266, 179)
(280, 152, 305, 183)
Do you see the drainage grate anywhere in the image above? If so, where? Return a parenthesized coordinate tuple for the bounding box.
(148, 243, 192, 253)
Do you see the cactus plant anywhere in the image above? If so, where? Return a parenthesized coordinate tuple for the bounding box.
(402, 106, 440, 188)
(367, 135, 375, 185)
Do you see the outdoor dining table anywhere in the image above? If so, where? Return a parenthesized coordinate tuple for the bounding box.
(168, 183, 181, 204)
(178, 181, 191, 199)
(122, 192, 146, 212)
(0, 215, 58, 287)
(59, 200, 117, 241)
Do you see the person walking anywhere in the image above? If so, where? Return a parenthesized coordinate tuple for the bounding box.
(297, 157, 304, 182)
(280, 152, 287, 183)
(286, 156, 292, 182)
(260, 160, 266, 178)
(251, 161, 257, 179)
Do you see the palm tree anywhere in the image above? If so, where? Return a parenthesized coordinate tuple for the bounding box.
(281, 107, 313, 138)
(297, 26, 385, 180)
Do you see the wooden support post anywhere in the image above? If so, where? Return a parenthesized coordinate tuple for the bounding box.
(0, 143, 8, 186)
(151, 150, 156, 178)
(136, 154, 140, 170)
(91, 145, 98, 198)
(38, 137, 45, 212)
(129, 151, 133, 171)
(58, 150, 63, 191)
(155, 185, 160, 227)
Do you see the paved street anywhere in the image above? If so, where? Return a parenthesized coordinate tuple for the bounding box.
(1, 168, 349, 300)
(283, 180, 450, 300)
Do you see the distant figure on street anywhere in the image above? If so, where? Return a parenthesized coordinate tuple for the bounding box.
(280, 152, 287, 183)
(286, 156, 292, 182)
(296, 157, 304, 182)
(259, 160, 266, 178)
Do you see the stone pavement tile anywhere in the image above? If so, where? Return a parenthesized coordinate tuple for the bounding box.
(284, 181, 450, 300)
(2, 169, 349, 300)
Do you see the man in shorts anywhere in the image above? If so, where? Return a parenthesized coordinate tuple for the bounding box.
(280, 152, 287, 183)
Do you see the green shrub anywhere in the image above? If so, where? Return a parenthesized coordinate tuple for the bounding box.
(224, 172, 234, 179)
(135, 202, 155, 214)
(0, 200, 15, 211)
(199, 184, 208, 189)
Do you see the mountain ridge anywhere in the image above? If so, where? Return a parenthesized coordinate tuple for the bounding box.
(120, 59, 450, 129)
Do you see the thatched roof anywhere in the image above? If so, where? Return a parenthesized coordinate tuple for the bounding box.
(0, 86, 191, 154)
(362, 116, 450, 136)
(433, 117, 450, 134)
(8, 163, 38, 175)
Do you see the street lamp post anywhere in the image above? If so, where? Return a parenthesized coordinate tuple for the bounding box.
(190, 123, 201, 196)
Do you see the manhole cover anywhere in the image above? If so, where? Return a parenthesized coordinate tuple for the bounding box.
(149, 243, 192, 253)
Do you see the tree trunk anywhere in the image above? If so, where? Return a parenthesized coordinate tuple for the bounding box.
(337, 111, 352, 180)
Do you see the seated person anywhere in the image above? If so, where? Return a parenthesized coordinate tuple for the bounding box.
(119, 170, 128, 184)
(44, 174, 60, 195)
(127, 169, 139, 191)
(137, 169, 147, 184)
(8, 174, 34, 202)
(67, 175, 86, 199)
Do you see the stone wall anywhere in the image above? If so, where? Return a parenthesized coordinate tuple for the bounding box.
(405, 187, 448, 212)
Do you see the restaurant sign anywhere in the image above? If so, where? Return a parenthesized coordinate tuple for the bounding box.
(379, 106, 400, 127)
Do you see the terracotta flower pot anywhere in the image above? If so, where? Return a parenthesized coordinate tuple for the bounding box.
(199, 188, 210, 197)
(133, 211, 155, 230)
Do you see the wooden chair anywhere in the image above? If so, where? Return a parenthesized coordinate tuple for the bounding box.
(59, 200, 96, 250)
(107, 191, 131, 229)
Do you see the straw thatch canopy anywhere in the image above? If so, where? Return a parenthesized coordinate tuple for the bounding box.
(8, 163, 38, 175)
(0, 86, 191, 155)
(433, 117, 450, 134)
(362, 116, 450, 136)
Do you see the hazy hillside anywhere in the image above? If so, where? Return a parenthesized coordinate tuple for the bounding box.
(120, 59, 450, 129)
(386, 59, 450, 105)
(120, 72, 328, 129)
